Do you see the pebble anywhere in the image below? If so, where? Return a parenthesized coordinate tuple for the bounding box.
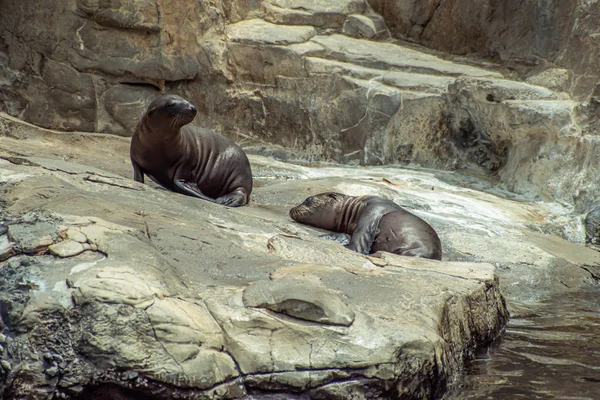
(0, 344, 4, 354)
(48, 240, 86, 258)
(45, 364, 59, 377)
(121, 370, 139, 380)
(0, 360, 11, 372)
(366, 255, 388, 267)
(0, 333, 6, 344)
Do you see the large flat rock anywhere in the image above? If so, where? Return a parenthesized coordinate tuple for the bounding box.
(0, 117, 510, 399)
(226, 19, 317, 45)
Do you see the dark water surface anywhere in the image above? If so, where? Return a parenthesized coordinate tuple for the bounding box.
(447, 286, 600, 399)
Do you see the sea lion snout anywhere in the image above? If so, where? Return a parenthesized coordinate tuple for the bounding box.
(289, 193, 343, 229)
(145, 95, 198, 125)
(174, 101, 197, 115)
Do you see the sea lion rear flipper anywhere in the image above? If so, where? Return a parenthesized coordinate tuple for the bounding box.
(320, 233, 351, 246)
(347, 205, 384, 255)
(216, 189, 249, 207)
(132, 160, 144, 183)
(173, 179, 217, 203)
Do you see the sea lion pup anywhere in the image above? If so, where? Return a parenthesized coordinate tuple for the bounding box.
(130, 94, 252, 206)
(289, 192, 442, 260)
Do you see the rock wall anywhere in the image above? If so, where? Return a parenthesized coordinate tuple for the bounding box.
(0, 0, 229, 133)
(369, 0, 600, 101)
(1, 0, 599, 212)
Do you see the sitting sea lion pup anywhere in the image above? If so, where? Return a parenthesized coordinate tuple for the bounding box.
(289, 192, 442, 260)
(130, 94, 252, 206)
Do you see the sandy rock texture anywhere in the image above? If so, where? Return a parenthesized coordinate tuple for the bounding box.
(0, 115, 512, 399)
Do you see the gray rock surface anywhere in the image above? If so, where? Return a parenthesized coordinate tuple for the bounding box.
(0, 114, 516, 399)
(242, 278, 356, 326)
(1, 2, 600, 396)
(1, 112, 599, 399)
(1, 0, 599, 214)
(369, 0, 600, 101)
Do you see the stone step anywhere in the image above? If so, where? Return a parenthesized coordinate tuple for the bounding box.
(222, 16, 593, 210)
(226, 18, 318, 45)
(309, 34, 502, 78)
(262, 0, 367, 28)
(305, 57, 454, 94)
(226, 19, 504, 82)
(262, 0, 389, 39)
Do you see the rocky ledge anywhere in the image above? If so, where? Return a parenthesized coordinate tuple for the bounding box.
(0, 114, 509, 399)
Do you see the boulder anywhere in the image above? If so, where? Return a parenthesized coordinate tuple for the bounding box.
(0, 116, 511, 399)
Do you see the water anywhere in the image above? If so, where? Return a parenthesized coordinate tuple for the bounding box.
(447, 286, 600, 399)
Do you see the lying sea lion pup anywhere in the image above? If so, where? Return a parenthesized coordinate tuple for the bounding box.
(130, 94, 252, 206)
(289, 192, 442, 260)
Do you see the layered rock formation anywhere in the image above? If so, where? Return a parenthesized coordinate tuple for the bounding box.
(2, 113, 599, 399)
(0, 115, 515, 399)
(1, 3, 600, 396)
(1, 0, 599, 212)
(369, 0, 600, 101)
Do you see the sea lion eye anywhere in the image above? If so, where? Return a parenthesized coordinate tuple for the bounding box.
(305, 196, 314, 204)
(167, 102, 176, 108)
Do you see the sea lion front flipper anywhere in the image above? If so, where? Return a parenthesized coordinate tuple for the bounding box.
(320, 233, 351, 246)
(132, 160, 145, 183)
(347, 205, 384, 255)
(173, 179, 217, 203)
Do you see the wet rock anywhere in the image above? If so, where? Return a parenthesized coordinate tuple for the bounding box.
(0, 360, 11, 372)
(49, 240, 86, 258)
(242, 278, 355, 326)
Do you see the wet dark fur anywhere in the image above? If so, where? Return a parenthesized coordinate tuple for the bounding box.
(130, 94, 252, 206)
(290, 192, 442, 260)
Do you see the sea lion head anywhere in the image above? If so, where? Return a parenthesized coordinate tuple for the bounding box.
(289, 192, 348, 230)
(144, 94, 198, 130)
